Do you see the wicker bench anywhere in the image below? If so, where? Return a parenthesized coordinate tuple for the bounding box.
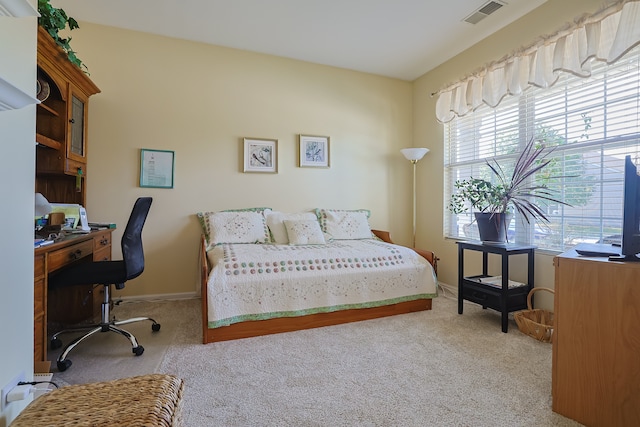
(11, 374, 184, 427)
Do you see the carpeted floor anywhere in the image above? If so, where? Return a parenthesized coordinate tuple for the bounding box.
(50, 293, 582, 426)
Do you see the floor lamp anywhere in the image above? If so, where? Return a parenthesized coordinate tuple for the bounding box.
(400, 148, 429, 247)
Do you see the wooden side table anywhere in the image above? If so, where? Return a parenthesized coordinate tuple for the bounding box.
(457, 241, 535, 332)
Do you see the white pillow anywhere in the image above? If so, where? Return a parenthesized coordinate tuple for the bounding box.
(197, 207, 271, 248)
(265, 211, 317, 244)
(206, 211, 271, 248)
(315, 209, 372, 240)
(284, 219, 326, 245)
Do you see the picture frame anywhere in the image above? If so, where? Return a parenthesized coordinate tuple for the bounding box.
(140, 149, 175, 188)
(299, 134, 330, 168)
(243, 137, 278, 173)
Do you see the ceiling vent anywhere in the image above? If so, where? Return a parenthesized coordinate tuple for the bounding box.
(463, 0, 506, 24)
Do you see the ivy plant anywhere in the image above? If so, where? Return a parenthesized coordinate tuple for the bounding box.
(37, 0, 87, 73)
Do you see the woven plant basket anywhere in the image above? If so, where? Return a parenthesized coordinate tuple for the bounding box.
(514, 287, 555, 343)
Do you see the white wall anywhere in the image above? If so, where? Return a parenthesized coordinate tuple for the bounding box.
(0, 6, 38, 426)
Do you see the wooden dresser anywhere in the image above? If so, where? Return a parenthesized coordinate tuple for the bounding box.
(553, 250, 640, 426)
(34, 229, 113, 363)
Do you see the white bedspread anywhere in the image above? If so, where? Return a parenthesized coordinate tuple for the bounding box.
(206, 239, 437, 328)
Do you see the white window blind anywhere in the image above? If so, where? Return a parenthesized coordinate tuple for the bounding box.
(444, 46, 640, 252)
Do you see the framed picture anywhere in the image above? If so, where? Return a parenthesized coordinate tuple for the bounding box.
(243, 138, 278, 173)
(299, 135, 330, 168)
(140, 149, 175, 188)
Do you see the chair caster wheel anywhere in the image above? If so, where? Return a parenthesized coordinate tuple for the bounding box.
(152, 323, 161, 332)
(50, 337, 62, 350)
(133, 345, 144, 356)
(57, 359, 72, 372)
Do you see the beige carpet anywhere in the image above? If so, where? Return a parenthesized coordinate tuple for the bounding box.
(51, 294, 582, 426)
(48, 299, 191, 385)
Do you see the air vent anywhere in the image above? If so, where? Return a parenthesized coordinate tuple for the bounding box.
(463, 0, 505, 24)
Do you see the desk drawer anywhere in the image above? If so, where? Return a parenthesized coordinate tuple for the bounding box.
(48, 240, 93, 272)
(463, 283, 501, 310)
(93, 246, 111, 262)
(93, 232, 112, 250)
(34, 277, 45, 316)
(34, 254, 45, 279)
(462, 281, 528, 312)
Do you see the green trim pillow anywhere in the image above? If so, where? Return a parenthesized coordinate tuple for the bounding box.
(197, 207, 271, 250)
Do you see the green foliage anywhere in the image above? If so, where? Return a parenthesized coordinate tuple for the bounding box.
(37, 0, 87, 73)
(449, 178, 506, 214)
(449, 138, 572, 224)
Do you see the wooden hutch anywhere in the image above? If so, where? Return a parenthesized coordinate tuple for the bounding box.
(34, 26, 112, 363)
(35, 26, 100, 204)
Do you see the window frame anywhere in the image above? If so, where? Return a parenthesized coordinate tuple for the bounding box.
(444, 47, 640, 253)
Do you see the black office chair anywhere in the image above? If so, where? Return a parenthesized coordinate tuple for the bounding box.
(48, 197, 160, 372)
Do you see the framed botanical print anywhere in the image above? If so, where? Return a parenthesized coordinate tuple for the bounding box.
(243, 138, 278, 173)
(299, 135, 330, 168)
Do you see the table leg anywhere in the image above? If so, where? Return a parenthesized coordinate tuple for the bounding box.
(501, 253, 509, 333)
(458, 246, 464, 314)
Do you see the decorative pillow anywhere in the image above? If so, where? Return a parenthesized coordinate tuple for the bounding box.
(205, 211, 271, 249)
(197, 207, 271, 248)
(284, 219, 326, 245)
(265, 211, 318, 244)
(315, 208, 372, 240)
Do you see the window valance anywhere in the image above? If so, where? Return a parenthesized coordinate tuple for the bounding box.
(435, 0, 640, 123)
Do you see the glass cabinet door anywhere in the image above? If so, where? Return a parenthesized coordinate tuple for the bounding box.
(69, 93, 86, 158)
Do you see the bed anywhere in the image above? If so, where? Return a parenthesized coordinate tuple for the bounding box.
(198, 208, 438, 343)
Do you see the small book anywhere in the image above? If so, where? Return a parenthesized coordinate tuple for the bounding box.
(477, 275, 526, 288)
(34, 239, 54, 248)
(89, 222, 116, 229)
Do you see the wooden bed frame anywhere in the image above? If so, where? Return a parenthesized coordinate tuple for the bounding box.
(200, 230, 439, 344)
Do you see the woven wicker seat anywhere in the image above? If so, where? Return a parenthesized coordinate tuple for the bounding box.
(11, 374, 184, 427)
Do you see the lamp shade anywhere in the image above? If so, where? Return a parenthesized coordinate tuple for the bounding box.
(35, 192, 52, 217)
(401, 148, 429, 161)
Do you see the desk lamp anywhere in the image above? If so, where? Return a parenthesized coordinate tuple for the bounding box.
(400, 148, 429, 247)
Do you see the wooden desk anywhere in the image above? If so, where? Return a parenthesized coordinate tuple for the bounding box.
(34, 229, 113, 363)
(553, 250, 640, 426)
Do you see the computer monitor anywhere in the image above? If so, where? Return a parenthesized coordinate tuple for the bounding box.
(609, 155, 640, 261)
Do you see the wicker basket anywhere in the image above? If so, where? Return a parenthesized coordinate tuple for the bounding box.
(11, 374, 184, 427)
(514, 287, 555, 343)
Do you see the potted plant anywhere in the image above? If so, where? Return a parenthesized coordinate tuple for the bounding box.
(38, 0, 87, 72)
(449, 137, 570, 243)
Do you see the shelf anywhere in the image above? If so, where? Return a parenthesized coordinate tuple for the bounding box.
(36, 133, 63, 150)
(0, 76, 39, 111)
(36, 102, 60, 117)
(465, 275, 527, 289)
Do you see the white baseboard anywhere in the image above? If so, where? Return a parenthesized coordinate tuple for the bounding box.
(437, 281, 458, 299)
(114, 292, 199, 303)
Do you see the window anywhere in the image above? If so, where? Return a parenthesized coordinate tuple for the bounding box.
(444, 46, 640, 252)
